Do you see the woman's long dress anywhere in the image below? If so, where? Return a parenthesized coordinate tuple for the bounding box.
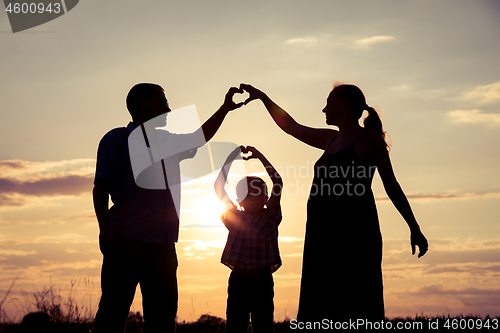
(297, 131, 385, 323)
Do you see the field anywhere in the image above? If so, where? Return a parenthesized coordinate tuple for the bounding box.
(0, 313, 499, 332)
(0, 282, 498, 332)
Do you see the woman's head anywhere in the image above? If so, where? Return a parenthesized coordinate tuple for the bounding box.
(327, 84, 389, 149)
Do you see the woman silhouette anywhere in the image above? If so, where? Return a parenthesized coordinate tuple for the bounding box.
(240, 83, 428, 324)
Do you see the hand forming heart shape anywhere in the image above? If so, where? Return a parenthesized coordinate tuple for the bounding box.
(224, 87, 248, 111)
(241, 151, 253, 161)
(239, 145, 261, 161)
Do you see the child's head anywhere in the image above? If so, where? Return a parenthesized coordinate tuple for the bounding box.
(236, 176, 268, 213)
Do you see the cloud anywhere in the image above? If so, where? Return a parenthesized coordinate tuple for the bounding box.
(0, 249, 36, 256)
(0, 234, 93, 247)
(0, 159, 95, 179)
(285, 34, 396, 50)
(0, 159, 95, 207)
(448, 109, 500, 126)
(0, 161, 25, 169)
(383, 238, 500, 267)
(425, 264, 500, 275)
(178, 284, 222, 293)
(0, 193, 26, 207)
(409, 284, 500, 298)
(78, 214, 96, 220)
(286, 37, 317, 45)
(37, 259, 102, 271)
(0, 239, 100, 274)
(178, 238, 226, 251)
(354, 35, 395, 47)
(0, 175, 93, 197)
(390, 285, 500, 315)
(376, 191, 500, 202)
(463, 81, 500, 104)
(389, 84, 412, 92)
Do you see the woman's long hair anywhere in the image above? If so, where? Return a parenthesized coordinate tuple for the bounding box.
(332, 84, 390, 150)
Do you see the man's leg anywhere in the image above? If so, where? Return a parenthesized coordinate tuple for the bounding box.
(225, 271, 251, 333)
(140, 242, 178, 333)
(93, 247, 139, 333)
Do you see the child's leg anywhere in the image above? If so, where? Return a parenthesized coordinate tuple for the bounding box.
(226, 271, 251, 333)
(249, 273, 274, 333)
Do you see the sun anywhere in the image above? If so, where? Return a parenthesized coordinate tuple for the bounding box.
(195, 194, 229, 224)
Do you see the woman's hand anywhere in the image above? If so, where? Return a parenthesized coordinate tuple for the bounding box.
(239, 83, 267, 105)
(411, 228, 428, 258)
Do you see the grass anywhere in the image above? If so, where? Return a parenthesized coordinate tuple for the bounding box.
(0, 280, 498, 332)
(1, 314, 499, 332)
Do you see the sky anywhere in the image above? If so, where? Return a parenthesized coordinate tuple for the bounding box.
(1, 0, 500, 323)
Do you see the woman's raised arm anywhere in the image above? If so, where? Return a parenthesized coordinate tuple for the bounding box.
(240, 83, 336, 150)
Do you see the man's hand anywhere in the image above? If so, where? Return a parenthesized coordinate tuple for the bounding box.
(98, 224, 118, 255)
(239, 83, 266, 105)
(200, 87, 245, 142)
(222, 87, 245, 111)
(99, 224, 117, 243)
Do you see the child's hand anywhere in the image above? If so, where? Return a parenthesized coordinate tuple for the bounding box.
(228, 146, 244, 160)
(241, 146, 263, 160)
(222, 146, 244, 168)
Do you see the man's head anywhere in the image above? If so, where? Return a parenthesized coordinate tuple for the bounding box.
(236, 176, 268, 214)
(126, 83, 171, 125)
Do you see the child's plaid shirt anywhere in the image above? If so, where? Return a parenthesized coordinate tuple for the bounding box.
(220, 203, 282, 273)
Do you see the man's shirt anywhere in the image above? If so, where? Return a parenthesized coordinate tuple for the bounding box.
(95, 122, 187, 243)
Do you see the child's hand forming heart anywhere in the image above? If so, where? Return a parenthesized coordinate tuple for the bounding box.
(241, 146, 263, 161)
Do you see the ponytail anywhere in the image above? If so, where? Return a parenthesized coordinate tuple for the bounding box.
(332, 84, 391, 151)
(363, 106, 383, 133)
(364, 105, 390, 151)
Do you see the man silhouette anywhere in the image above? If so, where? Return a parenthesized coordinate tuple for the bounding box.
(92, 83, 243, 333)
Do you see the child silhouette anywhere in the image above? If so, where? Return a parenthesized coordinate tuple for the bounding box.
(215, 146, 283, 333)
